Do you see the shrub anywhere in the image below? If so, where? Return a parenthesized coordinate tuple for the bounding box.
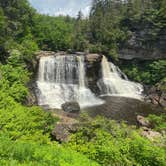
(67, 116, 166, 166)
(0, 137, 98, 166)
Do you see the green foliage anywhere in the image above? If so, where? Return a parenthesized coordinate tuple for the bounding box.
(121, 60, 166, 85)
(108, 48, 118, 61)
(0, 54, 29, 103)
(158, 78, 166, 91)
(67, 116, 166, 166)
(0, 53, 98, 166)
(69, 0, 166, 59)
(0, 137, 98, 166)
(148, 114, 166, 132)
(0, 104, 55, 143)
(32, 15, 74, 51)
(0, 59, 56, 143)
(20, 36, 39, 60)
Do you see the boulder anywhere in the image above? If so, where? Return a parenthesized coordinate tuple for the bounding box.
(61, 102, 80, 113)
(137, 115, 151, 128)
(85, 53, 102, 63)
(51, 112, 79, 142)
(51, 122, 79, 142)
(141, 127, 162, 141)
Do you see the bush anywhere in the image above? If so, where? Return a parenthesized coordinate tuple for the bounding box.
(0, 137, 98, 166)
(148, 114, 166, 132)
(121, 60, 166, 85)
(67, 116, 166, 166)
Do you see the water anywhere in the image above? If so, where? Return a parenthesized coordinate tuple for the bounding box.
(36, 55, 144, 109)
(98, 56, 143, 99)
(83, 96, 163, 125)
(36, 55, 104, 109)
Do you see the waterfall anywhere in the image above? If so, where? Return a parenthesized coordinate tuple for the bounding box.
(98, 56, 143, 99)
(36, 55, 104, 109)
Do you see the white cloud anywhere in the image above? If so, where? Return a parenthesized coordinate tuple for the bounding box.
(28, 0, 92, 17)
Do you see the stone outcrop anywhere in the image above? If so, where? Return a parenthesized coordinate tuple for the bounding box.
(35, 51, 68, 59)
(85, 54, 102, 94)
(119, 48, 166, 60)
(61, 102, 80, 113)
(85, 53, 102, 64)
(52, 122, 79, 142)
(141, 127, 162, 141)
(119, 31, 166, 60)
(35, 51, 102, 63)
(51, 111, 79, 142)
(136, 115, 163, 141)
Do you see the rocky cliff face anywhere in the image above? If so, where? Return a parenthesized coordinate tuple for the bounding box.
(85, 54, 102, 94)
(119, 48, 166, 60)
(119, 31, 166, 60)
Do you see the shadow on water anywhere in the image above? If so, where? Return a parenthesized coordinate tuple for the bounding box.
(82, 96, 164, 125)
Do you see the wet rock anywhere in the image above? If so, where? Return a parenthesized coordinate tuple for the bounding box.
(137, 115, 151, 128)
(61, 102, 80, 113)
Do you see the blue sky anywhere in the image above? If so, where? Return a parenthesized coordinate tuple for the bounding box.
(28, 0, 92, 17)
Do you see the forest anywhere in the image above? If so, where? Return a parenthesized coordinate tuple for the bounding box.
(0, 0, 166, 165)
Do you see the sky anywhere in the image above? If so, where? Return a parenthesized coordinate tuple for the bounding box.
(28, 0, 92, 17)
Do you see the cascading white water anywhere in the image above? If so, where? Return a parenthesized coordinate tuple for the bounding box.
(36, 55, 104, 109)
(98, 56, 143, 99)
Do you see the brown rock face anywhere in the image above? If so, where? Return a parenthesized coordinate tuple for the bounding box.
(85, 54, 102, 63)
